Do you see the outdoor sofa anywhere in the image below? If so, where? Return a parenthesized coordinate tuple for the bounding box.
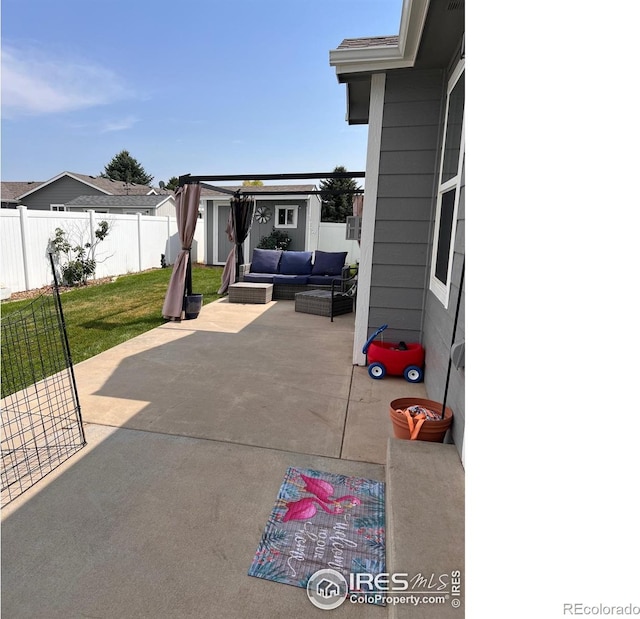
(240, 249, 355, 300)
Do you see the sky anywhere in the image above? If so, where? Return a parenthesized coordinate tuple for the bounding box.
(1, 0, 402, 185)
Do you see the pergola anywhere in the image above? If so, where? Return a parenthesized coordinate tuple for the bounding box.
(162, 171, 365, 320)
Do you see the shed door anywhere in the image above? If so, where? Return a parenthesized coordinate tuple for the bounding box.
(217, 205, 233, 263)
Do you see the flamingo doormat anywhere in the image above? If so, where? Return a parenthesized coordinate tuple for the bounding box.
(248, 467, 385, 590)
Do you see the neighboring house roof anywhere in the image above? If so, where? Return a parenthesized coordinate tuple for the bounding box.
(1, 181, 44, 203)
(67, 172, 155, 195)
(16, 171, 156, 200)
(65, 194, 173, 208)
(200, 184, 316, 198)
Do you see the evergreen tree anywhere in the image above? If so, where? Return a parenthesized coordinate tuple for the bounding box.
(101, 150, 153, 185)
(319, 166, 361, 222)
(164, 176, 179, 192)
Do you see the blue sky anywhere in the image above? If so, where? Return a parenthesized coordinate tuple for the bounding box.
(1, 0, 402, 185)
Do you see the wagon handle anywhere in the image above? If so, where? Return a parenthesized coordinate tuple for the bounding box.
(362, 324, 388, 354)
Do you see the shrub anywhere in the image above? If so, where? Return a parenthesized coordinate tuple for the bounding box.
(257, 229, 291, 250)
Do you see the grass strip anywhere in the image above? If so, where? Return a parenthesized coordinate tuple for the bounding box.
(1, 265, 223, 397)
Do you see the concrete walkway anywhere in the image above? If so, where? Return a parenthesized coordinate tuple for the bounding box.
(2, 298, 436, 618)
(68, 297, 424, 462)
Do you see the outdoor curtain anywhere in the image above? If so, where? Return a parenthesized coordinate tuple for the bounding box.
(162, 183, 201, 319)
(218, 193, 255, 294)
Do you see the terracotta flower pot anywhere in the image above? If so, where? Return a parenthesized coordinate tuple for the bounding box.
(389, 397, 453, 443)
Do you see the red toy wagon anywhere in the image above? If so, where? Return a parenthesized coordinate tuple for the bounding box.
(362, 324, 425, 383)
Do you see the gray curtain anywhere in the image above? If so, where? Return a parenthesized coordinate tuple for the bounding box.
(162, 183, 201, 319)
(218, 193, 255, 294)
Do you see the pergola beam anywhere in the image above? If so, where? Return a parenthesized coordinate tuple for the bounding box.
(179, 170, 365, 187)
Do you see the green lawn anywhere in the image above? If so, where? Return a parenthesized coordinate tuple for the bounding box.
(1, 265, 223, 397)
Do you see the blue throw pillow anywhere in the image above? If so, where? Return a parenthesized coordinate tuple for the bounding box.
(250, 248, 282, 274)
(279, 251, 313, 275)
(312, 251, 348, 276)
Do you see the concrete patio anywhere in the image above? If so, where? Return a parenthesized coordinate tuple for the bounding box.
(2, 298, 464, 618)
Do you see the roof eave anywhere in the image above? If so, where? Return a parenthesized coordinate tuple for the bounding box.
(329, 0, 430, 79)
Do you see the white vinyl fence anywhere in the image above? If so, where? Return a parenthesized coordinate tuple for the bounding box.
(1, 207, 204, 294)
(317, 222, 360, 265)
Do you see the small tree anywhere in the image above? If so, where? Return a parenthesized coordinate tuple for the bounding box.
(319, 166, 361, 223)
(101, 150, 153, 185)
(242, 180, 264, 186)
(50, 221, 110, 286)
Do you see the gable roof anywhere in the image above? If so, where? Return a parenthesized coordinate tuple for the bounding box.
(70, 172, 157, 195)
(16, 171, 156, 200)
(65, 194, 174, 208)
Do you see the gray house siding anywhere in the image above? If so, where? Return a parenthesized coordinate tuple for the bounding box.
(250, 203, 278, 253)
(367, 62, 465, 456)
(423, 161, 464, 451)
(21, 177, 106, 210)
(248, 200, 307, 256)
(368, 68, 445, 343)
(422, 46, 465, 454)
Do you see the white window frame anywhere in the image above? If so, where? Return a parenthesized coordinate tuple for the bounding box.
(274, 205, 298, 229)
(50, 204, 66, 211)
(429, 59, 465, 309)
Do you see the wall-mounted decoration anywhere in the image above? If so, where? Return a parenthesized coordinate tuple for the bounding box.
(255, 206, 272, 224)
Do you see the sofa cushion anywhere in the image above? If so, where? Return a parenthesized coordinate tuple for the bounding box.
(250, 248, 282, 274)
(312, 251, 348, 276)
(308, 275, 343, 286)
(273, 274, 309, 285)
(243, 273, 275, 284)
(279, 251, 313, 275)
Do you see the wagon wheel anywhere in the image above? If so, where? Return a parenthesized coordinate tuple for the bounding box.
(403, 366, 423, 383)
(368, 363, 386, 379)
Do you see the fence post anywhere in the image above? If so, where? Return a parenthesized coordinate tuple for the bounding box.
(137, 213, 143, 272)
(166, 216, 172, 264)
(17, 206, 32, 291)
(88, 210, 96, 245)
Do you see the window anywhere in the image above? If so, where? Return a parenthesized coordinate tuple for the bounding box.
(434, 189, 456, 283)
(50, 204, 66, 211)
(275, 205, 298, 228)
(429, 60, 465, 308)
